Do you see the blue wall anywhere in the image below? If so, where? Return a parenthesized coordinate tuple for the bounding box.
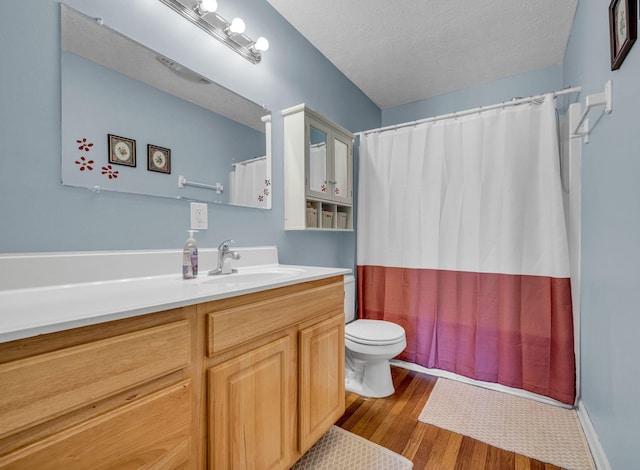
(563, 2, 640, 468)
(0, 0, 380, 270)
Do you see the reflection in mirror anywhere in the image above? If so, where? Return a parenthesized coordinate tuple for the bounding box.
(60, 5, 271, 209)
(308, 126, 327, 194)
(333, 139, 348, 198)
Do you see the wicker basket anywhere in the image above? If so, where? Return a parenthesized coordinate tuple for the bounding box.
(322, 211, 334, 228)
(336, 212, 347, 229)
(306, 207, 318, 228)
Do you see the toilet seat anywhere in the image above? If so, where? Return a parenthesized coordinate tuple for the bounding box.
(345, 320, 405, 346)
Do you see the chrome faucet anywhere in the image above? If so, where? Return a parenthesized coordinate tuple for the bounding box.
(208, 239, 241, 275)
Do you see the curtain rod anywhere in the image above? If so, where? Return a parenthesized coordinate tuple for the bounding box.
(358, 86, 582, 137)
(232, 155, 266, 167)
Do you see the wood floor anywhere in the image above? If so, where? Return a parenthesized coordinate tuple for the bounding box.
(336, 366, 564, 470)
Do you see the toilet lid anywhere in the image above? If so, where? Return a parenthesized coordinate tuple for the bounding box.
(345, 320, 406, 346)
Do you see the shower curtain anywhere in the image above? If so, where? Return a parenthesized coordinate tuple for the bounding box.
(229, 157, 267, 208)
(357, 96, 575, 404)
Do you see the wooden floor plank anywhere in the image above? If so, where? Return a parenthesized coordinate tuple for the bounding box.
(515, 453, 531, 470)
(372, 382, 429, 455)
(337, 366, 566, 470)
(423, 427, 460, 470)
(412, 424, 440, 468)
(441, 431, 464, 469)
(530, 459, 547, 470)
(400, 423, 428, 462)
(369, 372, 429, 443)
(455, 436, 488, 470)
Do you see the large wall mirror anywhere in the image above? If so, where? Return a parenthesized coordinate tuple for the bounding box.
(61, 5, 272, 209)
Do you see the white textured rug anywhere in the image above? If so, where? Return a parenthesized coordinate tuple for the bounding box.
(418, 378, 594, 470)
(291, 426, 413, 470)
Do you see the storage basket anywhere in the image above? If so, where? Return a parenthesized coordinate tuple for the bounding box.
(336, 212, 347, 229)
(306, 207, 318, 228)
(322, 211, 334, 228)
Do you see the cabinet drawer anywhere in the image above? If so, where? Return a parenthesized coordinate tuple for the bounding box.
(207, 281, 343, 356)
(0, 320, 190, 438)
(0, 380, 192, 469)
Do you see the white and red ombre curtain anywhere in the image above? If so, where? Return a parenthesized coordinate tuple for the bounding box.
(357, 96, 575, 404)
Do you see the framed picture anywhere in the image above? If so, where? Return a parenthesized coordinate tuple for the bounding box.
(108, 134, 136, 167)
(147, 144, 171, 174)
(609, 0, 637, 70)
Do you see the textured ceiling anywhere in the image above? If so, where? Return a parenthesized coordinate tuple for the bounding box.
(267, 0, 579, 109)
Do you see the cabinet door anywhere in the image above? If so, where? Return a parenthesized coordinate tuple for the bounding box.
(209, 335, 296, 470)
(305, 119, 331, 200)
(331, 132, 352, 204)
(299, 315, 345, 454)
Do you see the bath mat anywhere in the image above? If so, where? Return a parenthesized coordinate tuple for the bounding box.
(291, 425, 413, 470)
(418, 378, 594, 470)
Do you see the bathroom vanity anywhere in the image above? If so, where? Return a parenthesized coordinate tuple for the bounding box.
(0, 248, 348, 469)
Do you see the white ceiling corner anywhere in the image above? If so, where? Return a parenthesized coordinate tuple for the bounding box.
(266, 0, 578, 109)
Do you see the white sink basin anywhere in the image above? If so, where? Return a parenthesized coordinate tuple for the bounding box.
(199, 266, 308, 287)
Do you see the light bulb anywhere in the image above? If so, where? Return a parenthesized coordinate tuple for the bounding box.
(198, 0, 217, 13)
(254, 37, 269, 52)
(229, 17, 246, 34)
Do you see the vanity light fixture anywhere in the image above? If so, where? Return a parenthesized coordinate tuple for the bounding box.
(252, 36, 270, 53)
(158, 0, 268, 64)
(194, 0, 217, 15)
(226, 17, 246, 35)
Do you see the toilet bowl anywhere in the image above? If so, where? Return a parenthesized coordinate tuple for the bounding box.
(343, 275, 407, 398)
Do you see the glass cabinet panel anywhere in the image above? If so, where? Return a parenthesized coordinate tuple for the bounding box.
(308, 125, 327, 195)
(333, 137, 349, 203)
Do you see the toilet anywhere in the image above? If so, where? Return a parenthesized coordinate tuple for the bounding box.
(343, 275, 407, 398)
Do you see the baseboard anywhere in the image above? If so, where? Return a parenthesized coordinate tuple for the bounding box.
(576, 400, 611, 470)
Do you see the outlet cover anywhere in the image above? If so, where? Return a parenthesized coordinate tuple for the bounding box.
(190, 202, 208, 230)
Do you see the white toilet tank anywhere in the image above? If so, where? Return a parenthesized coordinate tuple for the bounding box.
(344, 275, 356, 323)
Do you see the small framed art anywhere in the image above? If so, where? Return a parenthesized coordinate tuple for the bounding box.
(609, 0, 637, 70)
(147, 144, 171, 174)
(108, 134, 136, 167)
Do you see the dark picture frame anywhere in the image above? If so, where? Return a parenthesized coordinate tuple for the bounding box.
(609, 0, 637, 70)
(108, 134, 136, 167)
(147, 144, 171, 174)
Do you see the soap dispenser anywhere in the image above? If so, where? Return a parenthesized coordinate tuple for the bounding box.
(182, 230, 198, 279)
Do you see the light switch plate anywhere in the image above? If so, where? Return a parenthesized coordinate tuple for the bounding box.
(190, 202, 208, 230)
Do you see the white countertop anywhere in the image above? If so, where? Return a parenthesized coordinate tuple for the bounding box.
(0, 248, 350, 343)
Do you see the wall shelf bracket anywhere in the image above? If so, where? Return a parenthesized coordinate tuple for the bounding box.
(571, 80, 612, 143)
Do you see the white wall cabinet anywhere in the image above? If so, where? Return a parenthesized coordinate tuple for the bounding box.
(283, 104, 354, 230)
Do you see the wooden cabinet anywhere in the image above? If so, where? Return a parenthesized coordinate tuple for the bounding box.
(202, 276, 345, 470)
(0, 307, 195, 469)
(208, 335, 296, 470)
(0, 381, 192, 469)
(283, 104, 354, 230)
(0, 276, 345, 470)
(299, 315, 345, 453)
